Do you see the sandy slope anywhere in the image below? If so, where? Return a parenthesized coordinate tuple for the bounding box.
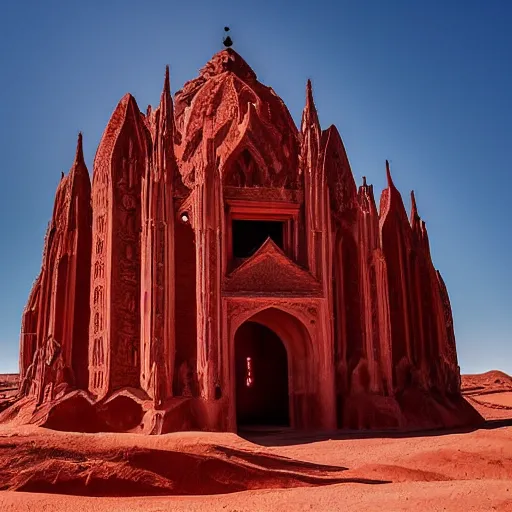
(0, 375, 18, 398)
(462, 370, 512, 394)
(1, 424, 512, 511)
(462, 371, 512, 421)
(1, 480, 511, 512)
(1, 372, 512, 510)
(0, 375, 18, 414)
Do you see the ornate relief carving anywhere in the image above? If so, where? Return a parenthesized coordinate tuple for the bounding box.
(224, 238, 322, 297)
(226, 298, 322, 340)
(174, 49, 300, 190)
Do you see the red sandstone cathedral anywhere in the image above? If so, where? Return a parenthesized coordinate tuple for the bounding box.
(5, 48, 479, 434)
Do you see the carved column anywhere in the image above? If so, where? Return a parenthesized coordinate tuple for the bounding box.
(89, 94, 148, 398)
(357, 180, 384, 393)
(193, 130, 224, 401)
(140, 68, 176, 404)
(301, 80, 326, 283)
(379, 162, 415, 392)
(19, 274, 41, 382)
(372, 249, 393, 395)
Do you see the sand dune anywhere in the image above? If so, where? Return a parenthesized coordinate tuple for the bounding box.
(1, 372, 512, 510)
(0, 432, 367, 496)
(0, 424, 512, 510)
(462, 370, 512, 393)
(461, 371, 512, 421)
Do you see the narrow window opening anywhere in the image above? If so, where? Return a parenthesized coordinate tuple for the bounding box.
(232, 220, 284, 258)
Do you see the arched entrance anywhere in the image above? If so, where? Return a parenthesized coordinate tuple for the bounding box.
(235, 321, 289, 428)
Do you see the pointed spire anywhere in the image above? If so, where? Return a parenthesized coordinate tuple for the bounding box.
(300, 78, 322, 177)
(302, 79, 320, 133)
(74, 132, 85, 167)
(410, 190, 419, 219)
(306, 78, 313, 106)
(420, 219, 431, 254)
(385, 159, 395, 188)
(410, 190, 417, 213)
(64, 131, 91, 228)
(163, 65, 170, 98)
(154, 64, 176, 177)
(158, 65, 172, 112)
(159, 65, 173, 125)
(69, 131, 89, 182)
(410, 190, 422, 232)
(362, 176, 367, 187)
(379, 160, 409, 224)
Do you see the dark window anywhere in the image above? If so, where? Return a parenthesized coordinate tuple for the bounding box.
(232, 220, 284, 258)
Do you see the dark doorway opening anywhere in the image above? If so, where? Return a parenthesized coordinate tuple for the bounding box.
(235, 321, 289, 428)
(232, 220, 284, 258)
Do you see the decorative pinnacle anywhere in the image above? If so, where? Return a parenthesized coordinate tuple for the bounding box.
(410, 190, 418, 216)
(223, 26, 233, 48)
(74, 132, 85, 167)
(163, 65, 170, 96)
(305, 79, 316, 114)
(385, 159, 394, 188)
(410, 190, 421, 226)
(362, 176, 367, 186)
(303, 78, 320, 133)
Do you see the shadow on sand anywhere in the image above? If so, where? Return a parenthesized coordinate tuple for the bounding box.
(239, 418, 512, 447)
(0, 441, 390, 497)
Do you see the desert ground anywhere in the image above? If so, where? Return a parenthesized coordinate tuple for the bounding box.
(0, 371, 512, 511)
(0, 374, 17, 414)
(462, 370, 512, 421)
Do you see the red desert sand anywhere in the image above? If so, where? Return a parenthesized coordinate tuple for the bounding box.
(1, 371, 512, 511)
(0, 375, 18, 414)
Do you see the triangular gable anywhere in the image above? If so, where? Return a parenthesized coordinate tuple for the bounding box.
(223, 238, 322, 297)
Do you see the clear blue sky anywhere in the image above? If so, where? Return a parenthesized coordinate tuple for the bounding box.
(0, 1, 510, 375)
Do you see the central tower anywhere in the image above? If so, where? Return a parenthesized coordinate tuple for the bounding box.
(172, 49, 336, 430)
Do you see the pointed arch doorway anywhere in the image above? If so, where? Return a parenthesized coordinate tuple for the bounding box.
(235, 321, 289, 428)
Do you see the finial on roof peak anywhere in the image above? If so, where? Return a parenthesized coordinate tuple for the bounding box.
(223, 26, 233, 48)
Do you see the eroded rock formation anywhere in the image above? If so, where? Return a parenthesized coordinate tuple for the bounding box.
(5, 48, 480, 434)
